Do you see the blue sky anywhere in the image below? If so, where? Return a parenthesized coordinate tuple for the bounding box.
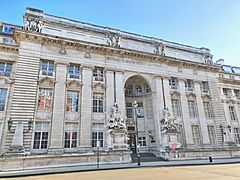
(1, 0, 240, 66)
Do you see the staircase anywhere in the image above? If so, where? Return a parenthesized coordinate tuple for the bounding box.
(131, 153, 165, 162)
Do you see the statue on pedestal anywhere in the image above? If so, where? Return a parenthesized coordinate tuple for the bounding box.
(107, 103, 127, 150)
(160, 108, 181, 159)
(160, 108, 180, 134)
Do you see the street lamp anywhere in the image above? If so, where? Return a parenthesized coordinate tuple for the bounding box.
(96, 140, 100, 168)
(8, 118, 33, 133)
(133, 101, 141, 166)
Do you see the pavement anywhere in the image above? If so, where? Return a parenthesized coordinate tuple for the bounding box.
(1, 157, 240, 178)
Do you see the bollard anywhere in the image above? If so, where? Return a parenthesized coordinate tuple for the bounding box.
(209, 156, 213, 163)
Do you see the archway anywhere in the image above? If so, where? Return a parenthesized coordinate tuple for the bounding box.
(124, 75, 155, 153)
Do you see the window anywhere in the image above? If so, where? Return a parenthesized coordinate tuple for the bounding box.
(171, 99, 181, 117)
(38, 89, 53, 111)
(185, 79, 194, 90)
(135, 85, 142, 96)
(92, 131, 104, 147)
(0, 89, 7, 111)
(0, 62, 12, 77)
(66, 91, 79, 112)
(223, 88, 231, 97)
(64, 123, 78, 148)
(234, 89, 240, 99)
(192, 125, 201, 145)
(41, 60, 54, 76)
(145, 85, 151, 94)
(93, 67, 104, 81)
(93, 93, 104, 113)
(188, 100, 198, 118)
(137, 102, 144, 118)
(202, 81, 209, 92)
(33, 123, 49, 149)
(126, 103, 133, 118)
(68, 64, 80, 79)
(233, 128, 240, 144)
(229, 106, 237, 121)
(169, 77, 178, 89)
(203, 102, 214, 119)
(125, 85, 133, 95)
(207, 126, 216, 145)
(2, 24, 13, 34)
(138, 137, 146, 146)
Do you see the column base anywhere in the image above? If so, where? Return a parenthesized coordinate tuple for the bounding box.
(47, 147, 64, 155)
(77, 146, 92, 153)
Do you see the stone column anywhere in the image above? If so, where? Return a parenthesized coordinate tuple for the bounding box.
(48, 62, 68, 154)
(115, 70, 125, 116)
(178, 79, 194, 145)
(194, 81, 210, 145)
(152, 76, 164, 149)
(105, 69, 115, 114)
(162, 77, 172, 111)
(79, 66, 93, 150)
(105, 69, 115, 148)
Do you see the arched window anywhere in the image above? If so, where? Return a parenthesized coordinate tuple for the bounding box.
(125, 85, 133, 95)
(145, 84, 151, 94)
(135, 85, 142, 96)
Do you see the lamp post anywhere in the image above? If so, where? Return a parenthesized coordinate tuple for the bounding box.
(97, 140, 100, 168)
(133, 101, 141, 166)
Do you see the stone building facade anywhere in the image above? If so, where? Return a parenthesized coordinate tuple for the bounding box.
(0, 8, 240, 170)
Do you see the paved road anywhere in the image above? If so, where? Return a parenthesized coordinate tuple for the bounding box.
(5, 164, 240, 180)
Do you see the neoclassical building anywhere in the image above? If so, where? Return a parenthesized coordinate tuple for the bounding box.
(0, 8, 240, 170)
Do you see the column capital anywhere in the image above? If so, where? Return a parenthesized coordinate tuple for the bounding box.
(115, 69, 125, 73)
(105, 67, 115, 72)
(153, 74, 162, 79)
(81, 64, 95, 70)
(178, 78, 186, 82)
(55, 61, 69, 66)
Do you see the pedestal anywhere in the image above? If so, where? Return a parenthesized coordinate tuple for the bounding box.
(107, 130, 128, 150)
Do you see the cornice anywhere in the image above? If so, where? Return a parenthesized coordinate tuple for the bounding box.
(0, 44, 19, 53)
(13, 29, 220, 73)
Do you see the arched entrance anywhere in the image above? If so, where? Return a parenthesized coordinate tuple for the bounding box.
(124, 75, 155, 153)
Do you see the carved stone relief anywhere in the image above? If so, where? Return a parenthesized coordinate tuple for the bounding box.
(38, 77, 56, 88)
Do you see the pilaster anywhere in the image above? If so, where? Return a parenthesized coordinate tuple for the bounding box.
(162, 77, 172, 111)
(152, 76, 164, 149)
(194, 81, 210, 145)
(115, 70, 125, 115)
(48, 62, 67, 154)
(79, 66, 92, 150)
(179, 79, 194, 145)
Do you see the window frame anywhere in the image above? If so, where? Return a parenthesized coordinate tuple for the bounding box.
(0, 62, 12, 77)
(37, 89, 53, 111)
(203, 102, 214, 119)
(188, 100, 198, 118)
(192, 125, 201, 145)
(93, 67, 104, 81)
(229, 106, 237, 121)
(207, 126, 216, 145)
(41, 60, 54, 76)
(92, 93, 104, 113)
(33, 122, 49, 150)
(0, 88, 8, 111)
(66, 91, 79, 112)
(68, 64, 80, 79)
(171, 98, 181, 117)
(64, 123, 78, 149)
